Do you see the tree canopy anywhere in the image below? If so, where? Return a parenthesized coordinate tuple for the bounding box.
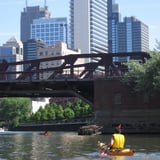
(123, 50, 160, 94)
(0, 98, 31, 127)
(0, 97, 93, 128)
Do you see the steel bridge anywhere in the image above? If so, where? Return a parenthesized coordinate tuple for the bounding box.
(0, 52, 149, 105)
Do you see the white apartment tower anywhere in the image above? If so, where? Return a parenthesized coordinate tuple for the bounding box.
(70, 0, 108, 58)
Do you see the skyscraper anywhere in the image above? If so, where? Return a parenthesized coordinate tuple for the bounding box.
(108, 0, 121, 53)
(31, 17, 68, 46)
(20, 6, 51, 43)
(117, 17, 149, 53)
(70, 0, 108, 57)
(108, 0, 149, 61)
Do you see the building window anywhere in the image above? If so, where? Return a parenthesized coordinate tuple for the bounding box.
(39, 52, 43, 56)
(56, 52, 60, 56)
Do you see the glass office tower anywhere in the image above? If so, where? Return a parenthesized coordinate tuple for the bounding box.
(118, 17, 149, 53)
(70, 0, 108, 56)
(108, 0, 121, 53)
(31, 17, 68, 46)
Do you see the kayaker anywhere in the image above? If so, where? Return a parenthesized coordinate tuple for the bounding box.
(97, 141, 106, 149)
(40, 131, 53, 136)
(107, 124, 125, 150)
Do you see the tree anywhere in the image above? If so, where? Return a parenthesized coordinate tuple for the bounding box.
(40, 109, 48, 121)
(123, 51, 160, 94)
(56, 104, 64, 120)
(64, 107, 75, 119)
(0, 98, 32, 127)
(81, 103, 93, 117)
(72, 99, 82, 118)
(45, 104, 56, 120)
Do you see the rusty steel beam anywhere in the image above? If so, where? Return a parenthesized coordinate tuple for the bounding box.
(0, 52, 150, 81)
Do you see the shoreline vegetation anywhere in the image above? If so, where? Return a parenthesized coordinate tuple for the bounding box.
(0, 98, 94, 130)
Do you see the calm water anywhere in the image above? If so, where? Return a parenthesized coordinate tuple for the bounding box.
(0, 131, 159, 160)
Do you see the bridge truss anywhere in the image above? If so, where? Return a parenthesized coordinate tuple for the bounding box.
(0, 52, 149, 104)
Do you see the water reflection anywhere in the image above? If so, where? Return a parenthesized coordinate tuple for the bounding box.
(0, 132, 159, 160)
(110, 157, 125, 160)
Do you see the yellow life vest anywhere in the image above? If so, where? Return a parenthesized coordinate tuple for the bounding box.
(111, 133, 125, 149)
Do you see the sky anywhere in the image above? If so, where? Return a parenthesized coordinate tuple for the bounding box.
(0, 0, 159, 50)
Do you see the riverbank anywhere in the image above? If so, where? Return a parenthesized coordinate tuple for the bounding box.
(11, 122, 89, 132)
(11, 122, 160, 134)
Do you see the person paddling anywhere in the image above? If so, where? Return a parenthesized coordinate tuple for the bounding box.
(107, 124, 125, 150)
(40, 130, 53, 136)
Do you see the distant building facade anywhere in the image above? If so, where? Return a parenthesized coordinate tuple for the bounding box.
(23, 39, 45, 61)
(32, 97, 50, 113)
(31, 17, 68, 46)
(0, 37, 23, 79)
(107, 0, 121, 53)
(117, 17, 149, 53)
(108, 0, 149, 57)
(70, 0, 108, 57)
(21, 6, 51, 43)
(37, 42, 83, 79)
(23, 39, 45, 70)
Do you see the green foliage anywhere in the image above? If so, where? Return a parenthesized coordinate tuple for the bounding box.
(29, 98, 93, 123)
(0, 98, 32, 127)
(64, 107, 75, 119)
(12, 117, 20, 127)
(123, 51, 160, 93)
(33, 111, 41, 121)
(45, 104, 56, 120)
(72, 99, 83, 118)
(0, 97, 93, 127)
(55, 104, 64, 120)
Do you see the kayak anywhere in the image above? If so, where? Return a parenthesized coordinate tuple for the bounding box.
(107, 148, 134, 156)
(39, 131, 53, 136)
(100, 149, 134, 157)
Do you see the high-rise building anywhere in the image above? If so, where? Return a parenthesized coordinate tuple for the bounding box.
(31, 17, 68, 46)
(20, 6, 51, 43)
(117, 17, 149, 53)
(0, 37, 23, 79)
(70, 0, 108, 57)
(23, 39, 45, 70)
(108, 0, 121, 53)
(108, 0, 149, 62)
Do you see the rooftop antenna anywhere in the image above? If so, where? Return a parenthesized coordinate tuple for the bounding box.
(26, 0, 28, 7)
(44, 0, 47, 7)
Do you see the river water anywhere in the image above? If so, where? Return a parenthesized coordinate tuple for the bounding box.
(0, 131, 159, 160)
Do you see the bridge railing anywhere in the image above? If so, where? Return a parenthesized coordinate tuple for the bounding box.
(0, 52, 150, 81)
